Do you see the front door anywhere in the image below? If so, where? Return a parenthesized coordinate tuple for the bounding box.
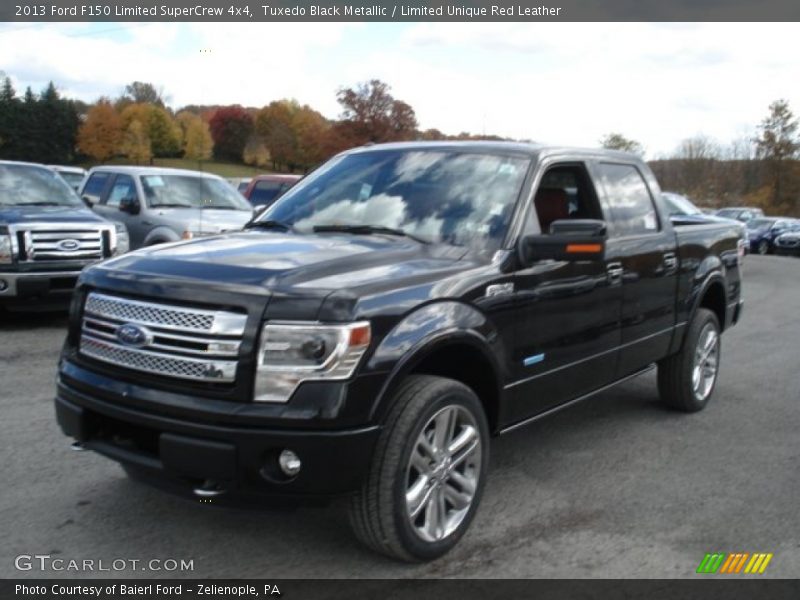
(503, 161, 622, 425)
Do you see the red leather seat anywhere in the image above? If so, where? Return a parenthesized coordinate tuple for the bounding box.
(534, 188, 569, 233)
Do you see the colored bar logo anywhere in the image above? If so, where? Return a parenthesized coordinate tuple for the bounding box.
(696, 552, 773, 574)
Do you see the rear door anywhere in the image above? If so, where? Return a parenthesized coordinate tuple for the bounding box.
(593, 161, 678, 377)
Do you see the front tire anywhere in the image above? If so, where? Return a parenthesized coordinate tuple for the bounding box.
(348, 375, 489, 562)
(657, 308, 721, 412)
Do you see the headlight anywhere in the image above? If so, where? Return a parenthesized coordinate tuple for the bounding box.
(113, 223, 129, 255)
(254, 321, 371, 403)
(0, 234, 12, 264)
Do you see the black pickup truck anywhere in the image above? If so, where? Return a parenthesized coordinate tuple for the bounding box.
(55, 142, 745, 561)
(1, 161, 127, 310)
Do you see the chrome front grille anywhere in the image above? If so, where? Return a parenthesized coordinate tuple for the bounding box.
(80, 292, 247, 383)
(10, 223, 113, 262)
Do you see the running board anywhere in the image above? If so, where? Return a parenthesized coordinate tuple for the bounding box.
(499, 364, 656, 435)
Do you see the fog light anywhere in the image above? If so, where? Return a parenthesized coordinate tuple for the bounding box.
(0, 279, 7, 292)
(278, 449, 302, 477)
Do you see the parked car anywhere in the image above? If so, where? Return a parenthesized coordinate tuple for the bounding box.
(745, 217, 800, 255)
(56, 142, 744, 561)
(0, 161, 128, 309)
(49, 165, 87, 192)
(773, 229, 800, 256)
(242, 174, 301, 211)
(227, 177, 252, 195)
(714, 206, 764, 222)
(662, 192, 742, 226)
(82, 166, 253, 250)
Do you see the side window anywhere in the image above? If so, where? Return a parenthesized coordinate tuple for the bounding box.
(82, 172, 111, 203)
(105, 175, 136, 207)
(250, 180, 283, 206)
(529, 163, 603, 234)
(597, 163, 659, 236)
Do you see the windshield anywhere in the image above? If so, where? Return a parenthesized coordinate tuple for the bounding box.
(0, 163, 82, 207)
(662, 192, 702, 216)
(141, 174, 251, 210)
(262, 149, 531, 254)
(746, 218, 773, 230)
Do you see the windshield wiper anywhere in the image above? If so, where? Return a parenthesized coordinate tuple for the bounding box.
(244, 219, 296, 233)
(152, 203, 191, 208)
(201, 205, 239, 210)
(312, 224, 430, 244)
(16, 201, 65, 206)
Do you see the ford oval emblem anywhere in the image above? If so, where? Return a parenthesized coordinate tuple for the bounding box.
(58, 239, 80, 251)
(115, 323, 152, 348)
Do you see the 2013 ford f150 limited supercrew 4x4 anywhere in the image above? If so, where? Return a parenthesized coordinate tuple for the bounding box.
(55, 142, 745, 561)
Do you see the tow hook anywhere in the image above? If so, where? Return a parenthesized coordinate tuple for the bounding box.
(193, 480, 227, 498)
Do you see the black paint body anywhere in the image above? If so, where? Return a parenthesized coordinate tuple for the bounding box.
(54, 143, 744, 500)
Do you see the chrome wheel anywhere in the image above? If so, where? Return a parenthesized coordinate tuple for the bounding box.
(404, 404, 482, 543)
(692, 322, 719, 402)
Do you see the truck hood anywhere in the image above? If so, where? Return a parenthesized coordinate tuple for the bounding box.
(0, 203, 109, 225)
(99, 231, 470, 292)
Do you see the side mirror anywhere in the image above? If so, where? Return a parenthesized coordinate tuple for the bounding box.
(253, 204, 269, 218)
(119, 195, 140, 215)
(519, 219, 607, 266)
(81, 195, 94, 208)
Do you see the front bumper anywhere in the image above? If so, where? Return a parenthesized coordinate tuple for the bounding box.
(0, 269, 82, 300)
(55, 374, 380, 502)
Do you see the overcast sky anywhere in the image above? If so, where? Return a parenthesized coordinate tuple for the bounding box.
(0, 22, 798, 157)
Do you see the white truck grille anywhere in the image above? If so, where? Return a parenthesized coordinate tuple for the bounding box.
(79, 292, 247, 383)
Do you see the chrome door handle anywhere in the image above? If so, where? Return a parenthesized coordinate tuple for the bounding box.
(663, 252, 678, 271)
(607, 262, 623, 285)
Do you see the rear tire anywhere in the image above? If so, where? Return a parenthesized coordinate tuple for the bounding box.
(348, 375, 489, 562)
(658, 308, 721, 412)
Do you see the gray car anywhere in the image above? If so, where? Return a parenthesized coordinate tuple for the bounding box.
(81, 166, 253, 250)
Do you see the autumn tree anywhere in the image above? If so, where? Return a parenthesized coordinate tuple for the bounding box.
(209, 106, 253, 162)
(336, 79, 418, 145)
(754, 99, 799, 206)
(177, 112, 213, 163)
(120, 103, 182, 158)
(255, 101, 296, 169)
(600, 132, 644, 156)
(121, 119, 152, 164)
(77, 98, 123, 162)
(242, 135, 270, 167)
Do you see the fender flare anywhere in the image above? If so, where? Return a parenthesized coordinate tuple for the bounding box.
(365, 301, 505, 424)
(143, 226, 180, 246)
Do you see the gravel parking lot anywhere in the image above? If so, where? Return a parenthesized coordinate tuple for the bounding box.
(1, 255, 798, 578)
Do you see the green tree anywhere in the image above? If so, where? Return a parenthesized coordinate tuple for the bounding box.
(600, 132, 644, 156)
(754, 99, 799, 205)
(120, 103, 181, 158)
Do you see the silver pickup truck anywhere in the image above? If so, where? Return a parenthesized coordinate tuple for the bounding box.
(82, 166, 253, 250)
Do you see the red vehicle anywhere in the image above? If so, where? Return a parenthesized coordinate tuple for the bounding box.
(242, 174, 301, 211)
